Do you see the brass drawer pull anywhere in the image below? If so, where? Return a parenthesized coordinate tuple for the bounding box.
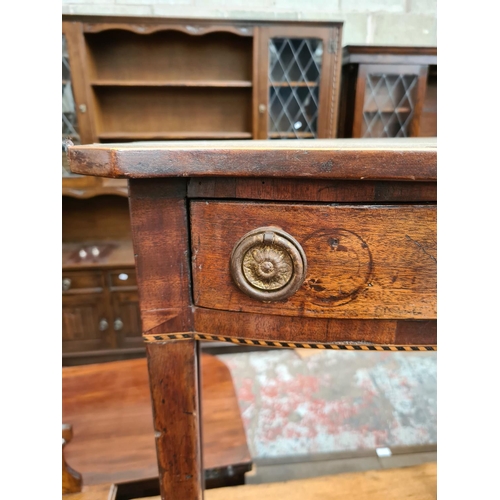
(230, 227, 307, 302)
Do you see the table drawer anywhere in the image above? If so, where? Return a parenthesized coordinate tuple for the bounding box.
(190, 201, 436, 320)
(62, 270, 103, 293)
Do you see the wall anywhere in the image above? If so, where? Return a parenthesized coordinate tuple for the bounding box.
(62, 0, 437, 46)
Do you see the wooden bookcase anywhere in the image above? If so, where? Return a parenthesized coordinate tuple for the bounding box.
(62, 16, 343, 365)
(337, 46, 437, 138)
(63, 17, 343, 144)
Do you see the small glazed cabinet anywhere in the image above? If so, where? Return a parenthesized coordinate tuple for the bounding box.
(337, 46, 437, 138)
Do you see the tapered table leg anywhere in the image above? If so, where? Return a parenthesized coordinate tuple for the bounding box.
(147, 339, 204, 500)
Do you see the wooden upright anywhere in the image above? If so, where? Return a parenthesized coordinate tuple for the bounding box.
(69, 138, 437, 500)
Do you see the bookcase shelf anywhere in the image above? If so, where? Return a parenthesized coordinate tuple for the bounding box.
(85, 30, 253, 83)
(91, 80, 253, 87)
(93, 86, 252, 138)
(98, 131, 253, 141)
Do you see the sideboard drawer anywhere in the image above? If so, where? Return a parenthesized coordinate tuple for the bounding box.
(190, 201, 436, 320)
(108, 269, 137, 288)
(62, 270, 104, 293)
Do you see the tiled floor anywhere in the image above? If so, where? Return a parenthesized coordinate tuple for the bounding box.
(217, 349, 437, 461)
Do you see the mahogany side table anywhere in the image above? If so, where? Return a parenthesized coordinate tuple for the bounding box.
(69, 138, 437, 500)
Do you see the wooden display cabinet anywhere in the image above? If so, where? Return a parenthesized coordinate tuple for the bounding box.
(62, 16, 343, 143)
(337, 46, 437, 138)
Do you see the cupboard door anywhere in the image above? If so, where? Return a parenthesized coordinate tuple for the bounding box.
(352, 63, 428, 138)
(255, 25, 342, 139)
(111, 291, 143, 349)
(62, 293, 111, 353)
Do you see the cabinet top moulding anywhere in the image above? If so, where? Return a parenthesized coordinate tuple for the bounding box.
(62, 185, 128, 198)
(61, 15, 343, 32)
(82, 22, 254, 36)
(343, 45, 437, 66)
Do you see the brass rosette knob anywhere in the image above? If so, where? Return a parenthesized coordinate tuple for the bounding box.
(230, 227, 307, 302)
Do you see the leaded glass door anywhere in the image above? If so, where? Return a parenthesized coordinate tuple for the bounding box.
(62, 22, 93, 178)
(353, 64, 428, 138)
(63, 34, 80, 146)
(255, 26, 343, 139)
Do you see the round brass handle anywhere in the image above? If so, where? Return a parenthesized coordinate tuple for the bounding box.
(230, 227, 307, 302)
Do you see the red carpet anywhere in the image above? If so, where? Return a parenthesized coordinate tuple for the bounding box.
(218, 349, 436, 459)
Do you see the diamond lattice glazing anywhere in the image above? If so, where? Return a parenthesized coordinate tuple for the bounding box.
(268, 38, 323, 139)
(361, 73, 418, 138)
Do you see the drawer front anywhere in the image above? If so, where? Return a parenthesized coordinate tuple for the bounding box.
(108, 269, 137, 288)
(62, 270, 103, 293)
(190, 201, 436, 320)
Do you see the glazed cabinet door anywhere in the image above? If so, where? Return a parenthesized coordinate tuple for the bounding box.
(62, 22, 94, 147)
(254, 25, 342, 139)
(352, 63, 428, 138)
(62, 293, 111, 353)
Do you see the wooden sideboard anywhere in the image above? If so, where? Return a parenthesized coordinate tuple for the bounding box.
(337, 46, 437, 138)
(68, 138, 437, 499)
(62, 195, 143, 365)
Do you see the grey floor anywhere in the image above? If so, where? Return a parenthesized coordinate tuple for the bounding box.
(246, 446, 437, 484)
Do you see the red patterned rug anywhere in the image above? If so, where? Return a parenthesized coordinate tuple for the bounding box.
(218, 350, 436, 459)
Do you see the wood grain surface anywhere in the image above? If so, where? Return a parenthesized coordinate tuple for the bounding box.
(191, 202, 436, 320)
(63, 483, 116, 500)
(146, 340, 202, 499)
(134, 462, 436, 500)
(208, 463, 437, 500)
(194, 309, 436, 346)
(68, 138, 436, 181)
(128, 179, 193, 335)
(187, 178, 436, 203)
(62, 355, 251, 486)
(63, 424, 83, 494)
